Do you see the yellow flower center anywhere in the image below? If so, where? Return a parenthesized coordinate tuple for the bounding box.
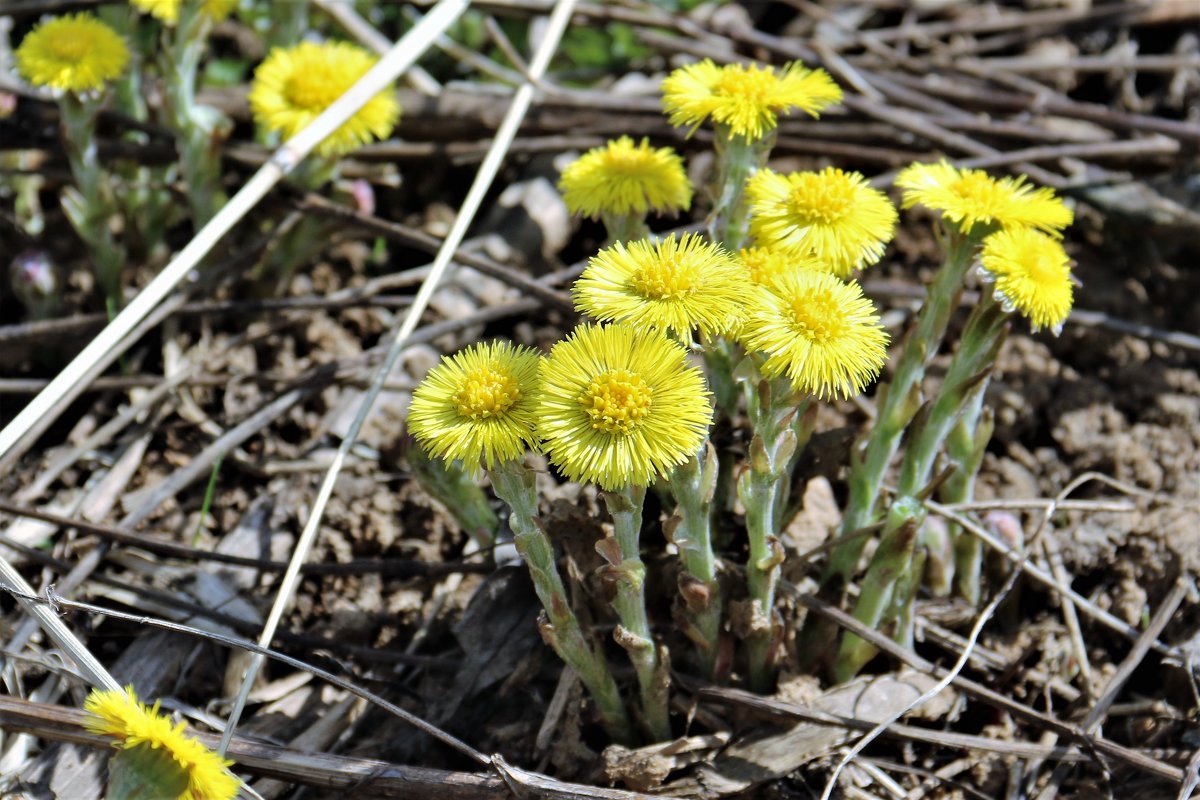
(790, 291, 847, 343)
(630, 255, 698, 300)
(579, 370, 653, 435)
(949, 171, 1004, 217)
(284, 68, 345, 113)
(49, 31, 95, 62)
(600, 149, 652, 177)
(1022, 247, 1063, 286)
(787, 172, 855, 224)
(454, 366, 520, 419)
(714, 65, 774, 103)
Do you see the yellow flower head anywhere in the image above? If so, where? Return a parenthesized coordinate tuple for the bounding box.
(980, 228, 1074, 333)
(248, 41, 400, 157)
(558, 136, 692, 220)
(737, 245, 826, 286)
(130, 0, 238, 25)
(895, 161, 1073, 237)
(574, 233, 744, 338)
(408, 341, 542, 472)
(537, 323, 712, 490)
(15, 14, 129, 94)
(739, 270, 889, 399)
(84, 686, 239, 800)
(662, 59, 842, 142)
(748, 167, 898, 277)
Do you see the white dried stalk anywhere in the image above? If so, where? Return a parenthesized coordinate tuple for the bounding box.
(0, 0, 469, 474)
(217, 0, 581, 756)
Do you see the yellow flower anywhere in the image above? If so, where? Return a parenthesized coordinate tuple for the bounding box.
(980, 228, 1074, 333)
(130, 0, 238, 25)
(739, 270, 889, 399)
(737, 246, 826, 286)
(895, 161, 1073, 237)
(84, 686, 239, 800)
(748, 167, 898, 277)
(408, 341, 542, 472)
(573, 233, 743, 338)
(662, 59, 842, 142)
(558, 136, 692, 220)
(248, 41, 400, 157)
(537, 323, 712, 490)
(15, 14, 129, 94)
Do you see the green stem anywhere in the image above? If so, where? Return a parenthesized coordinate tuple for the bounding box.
(942, 362, 996, 606)
(164, 2, 229, 227)
(59, 93, 126, 313)
(601, 485, 671, 742)
(488, 463, 632, 744)
(601, 212, 651, 244)
(409, 446, 498, 548)
(833, 497, 923, 682)
(667, 443, 723, 679)
(825, 229, 978, 586)
(838, 289, 1010, 679)
(737, 372, 800, 692)
(709, 125, 774, 251)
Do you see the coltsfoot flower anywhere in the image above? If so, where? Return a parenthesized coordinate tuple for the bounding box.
(662, 59, 842, 142)
(748, 167, 898, 276)
(538, 323, 712, 490)
(740, 270, 889, 399)
(980, 227, 1074, 333)
(737, 245, 824, 286)
(130, 0, 238, 24)
(85, 686, 239, 800)
(558, 136, 692, 220)
(895, 161, 1073, 237)
(408, 341, 542, 472)
(15, 13, 129, 94)
(248, 41, 400, 157)
(574, 233, 743, 338)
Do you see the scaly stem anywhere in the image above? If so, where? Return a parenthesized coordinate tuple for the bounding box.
(59, 93, 126, 314)
(601, 485, 671, 741)
(164, 1, 229, 227)
(838, 289, 1010, 679)
(408, 446, 498, 548)
(601, 212, 651, 244)
(489, 463, 632, 744)
(825, 229, 978, 586)
(709, 125, 774, 251)
(737, 371, 801, 692)
(942, 360, 997, 604)
(833, 497, 923, 682)
(667, 443, 723, 679)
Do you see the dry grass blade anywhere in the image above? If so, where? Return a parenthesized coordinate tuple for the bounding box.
(218, 0, 581, 757)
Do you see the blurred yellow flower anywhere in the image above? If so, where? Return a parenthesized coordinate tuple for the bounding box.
(895, 161, 1073, 237)
(740, 270, 888, 399)
(85, 686, 239, 800)
(408, 341, 542, 472)
(980, 228, 1074, 333)
(559, 136, 692, 220)
(574, 233, 743, 338)
(15, 13, 129, 94)
(662, 59, 842, 142)
(130, 0, 238, 25)
(748, 167, 897, 276)
(538, 323, 712, 490)
(248, 41, 400, 157)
